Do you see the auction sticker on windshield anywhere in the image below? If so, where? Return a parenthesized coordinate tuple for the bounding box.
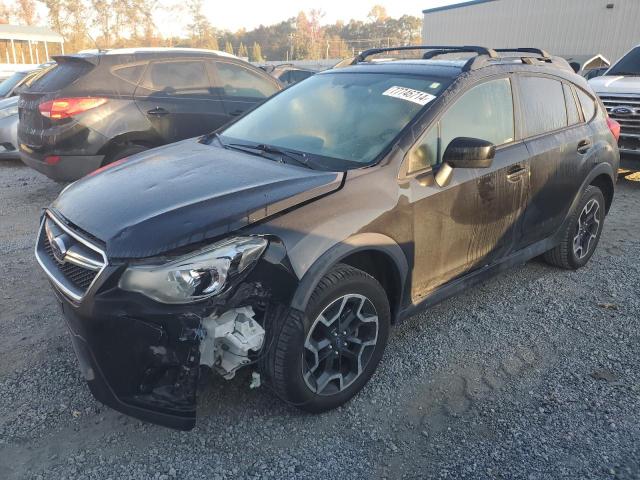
(383, 86, 436, 106)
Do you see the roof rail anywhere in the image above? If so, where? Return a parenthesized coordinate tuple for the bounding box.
(355, 45, 498, 63)
(495, 48, 551, 58)
(335, 45, 573, 73)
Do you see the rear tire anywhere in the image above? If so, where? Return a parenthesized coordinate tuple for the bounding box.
(543, 185, 605, 270)
(261, 264, 390, 412)
(101, 143, 149, 167)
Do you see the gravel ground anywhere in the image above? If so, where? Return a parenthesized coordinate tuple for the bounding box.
(1, 160, 639, 480)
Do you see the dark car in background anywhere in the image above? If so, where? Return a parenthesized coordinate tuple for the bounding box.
(261, 63, 316, 86)
(18, 48, 282, 181)
(35, 46, 619, 429)
(0, 67, 47, 99)
(0, 65, 54, 159)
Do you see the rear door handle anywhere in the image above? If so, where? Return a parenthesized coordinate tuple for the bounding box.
(577, 139, 592, 154)
(506, 164, 527, 181)
(147, 107, 170, 116)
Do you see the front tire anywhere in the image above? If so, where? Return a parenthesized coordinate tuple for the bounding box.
(262, 264, 390, 412)
(543, 185, 605, 269)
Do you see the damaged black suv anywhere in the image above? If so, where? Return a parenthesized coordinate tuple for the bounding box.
(35, 46, 620, 430)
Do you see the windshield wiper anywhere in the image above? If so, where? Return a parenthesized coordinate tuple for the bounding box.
(225, 142, 312, 169)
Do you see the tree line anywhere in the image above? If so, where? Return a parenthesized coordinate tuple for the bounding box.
(0, 1, 422, 61)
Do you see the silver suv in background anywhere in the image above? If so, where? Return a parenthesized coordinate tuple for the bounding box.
(589, 45, 640, 156)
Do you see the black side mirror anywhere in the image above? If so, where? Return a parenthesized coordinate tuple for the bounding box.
(442, 137, 496, 169)
(569, 61, 580, 73)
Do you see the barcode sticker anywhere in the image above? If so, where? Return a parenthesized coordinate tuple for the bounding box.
(382, 86, 436, 106)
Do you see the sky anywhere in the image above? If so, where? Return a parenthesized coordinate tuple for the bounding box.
(156, 0, 461, 36)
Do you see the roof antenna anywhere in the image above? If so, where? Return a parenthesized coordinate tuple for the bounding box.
(85, 32, 105, 53)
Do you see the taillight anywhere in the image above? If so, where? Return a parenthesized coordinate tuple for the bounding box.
(606, 117, 621, 142)
(39, 97, 107, 120)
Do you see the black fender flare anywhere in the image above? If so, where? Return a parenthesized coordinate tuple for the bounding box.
(576, 161, 616, 210)
(290, 232, 409, 318)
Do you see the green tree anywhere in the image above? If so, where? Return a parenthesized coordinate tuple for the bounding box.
(224, 40, 234, 55)
(250, 42, 264, 62)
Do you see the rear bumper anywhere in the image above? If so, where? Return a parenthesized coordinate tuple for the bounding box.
(0, 114, 18, 159)
(20, 148, 104, 181)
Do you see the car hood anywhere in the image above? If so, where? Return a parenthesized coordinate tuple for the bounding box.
(588, 75, 640, 94)
(51, 138, 343, 258)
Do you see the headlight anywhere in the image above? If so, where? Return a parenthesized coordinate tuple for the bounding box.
(118, 236, 268, 304)
(0, 105, 18, 119)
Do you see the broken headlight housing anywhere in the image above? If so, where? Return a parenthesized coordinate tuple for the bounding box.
(118, 236, 268, 304)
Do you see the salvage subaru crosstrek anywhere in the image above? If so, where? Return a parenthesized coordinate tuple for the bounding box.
(35, 46, 620, 430)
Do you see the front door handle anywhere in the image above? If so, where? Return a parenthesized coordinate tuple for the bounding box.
(147, 107, 170, 116)
(506, 164, 527, 181)
(577, 139, 592, 154)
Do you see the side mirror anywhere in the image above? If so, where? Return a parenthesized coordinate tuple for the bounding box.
(442, 137, 496, 169)
(435, 137, 495, 188)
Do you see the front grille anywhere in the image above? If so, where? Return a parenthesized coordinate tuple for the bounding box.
(42, 234, 97, 291)
(35, 212, 107, 301)
(599, 94, 640, 137)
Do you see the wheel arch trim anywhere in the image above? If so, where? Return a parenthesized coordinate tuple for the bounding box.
(290, 233, 408, 320)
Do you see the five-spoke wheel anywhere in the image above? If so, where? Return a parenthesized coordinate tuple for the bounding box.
(303, 294, 379, 395)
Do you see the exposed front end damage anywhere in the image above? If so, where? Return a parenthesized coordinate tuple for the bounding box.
(39, 213, 300, 430)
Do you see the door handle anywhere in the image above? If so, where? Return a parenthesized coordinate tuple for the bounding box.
(577, 139, 592, 154)
(147, 107, 170, 116)
(229, 109, 245, 117)
(506, 164, 527, 181)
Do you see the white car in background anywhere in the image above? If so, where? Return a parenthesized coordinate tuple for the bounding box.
(589, 45, 640, 157)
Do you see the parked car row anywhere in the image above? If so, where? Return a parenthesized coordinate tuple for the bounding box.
(32, 44, 619, 430)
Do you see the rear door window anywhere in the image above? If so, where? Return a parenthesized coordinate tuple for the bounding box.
(519, 76, 567, 137)
(576, 89, 596, 122)
(143, 60, 210, 94)
(215, 62, 278, 98)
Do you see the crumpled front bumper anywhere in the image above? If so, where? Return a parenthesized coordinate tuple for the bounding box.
(45, 236, 298, 430)
(56, 291, 201, 430)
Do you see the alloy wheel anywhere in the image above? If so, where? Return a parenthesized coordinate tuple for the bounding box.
(573, 198, 601, 259)
(303, 294, 379, 396)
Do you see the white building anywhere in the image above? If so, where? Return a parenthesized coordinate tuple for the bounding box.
(422, 0, 640, 64)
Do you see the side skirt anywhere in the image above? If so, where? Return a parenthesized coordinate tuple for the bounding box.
(397, 232, 562, 322)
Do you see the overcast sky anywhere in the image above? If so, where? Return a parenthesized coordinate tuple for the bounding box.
(156, 0, 460, 35)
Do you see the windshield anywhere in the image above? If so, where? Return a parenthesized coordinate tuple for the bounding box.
(0, 72, 27, 97)
(608, 46, 640, 76)
(220, 72, 450, 169)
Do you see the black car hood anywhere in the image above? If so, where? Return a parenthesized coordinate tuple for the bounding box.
(52, 139, 343, 258)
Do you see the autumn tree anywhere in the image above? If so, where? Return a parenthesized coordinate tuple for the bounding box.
(17, 0, 38, 25)
(224, 40, 234, 55)
(237, 42, 247, 58)
(250, 42, 263, 62)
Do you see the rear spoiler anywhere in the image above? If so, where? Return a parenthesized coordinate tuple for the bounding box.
(51, 54, 100, 66)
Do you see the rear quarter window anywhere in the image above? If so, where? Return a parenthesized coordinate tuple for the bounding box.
(112, 63, 146, 85)
(563, 83, 581, 125)
(576, 89, 596, 122)
(25, 61, 93, 93)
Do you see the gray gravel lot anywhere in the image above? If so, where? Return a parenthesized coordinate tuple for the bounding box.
(1, 160, 639, 480)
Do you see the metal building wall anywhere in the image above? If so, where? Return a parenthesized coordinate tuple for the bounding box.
(422, 0, 640, 62)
